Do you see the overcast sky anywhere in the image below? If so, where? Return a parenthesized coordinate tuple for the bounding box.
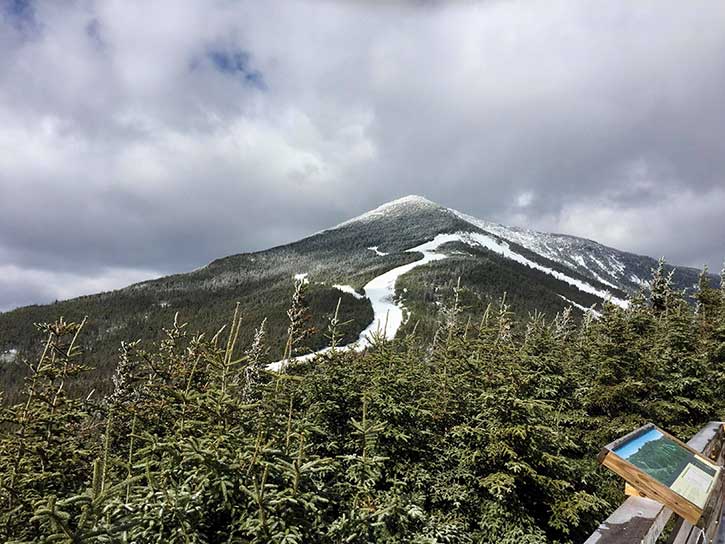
(1, 0, 724, 311)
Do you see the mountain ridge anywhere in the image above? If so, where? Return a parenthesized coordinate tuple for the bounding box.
(308, 194, 701, 296)
(0, 195, 717, 399)
(137, 194, 702, 297)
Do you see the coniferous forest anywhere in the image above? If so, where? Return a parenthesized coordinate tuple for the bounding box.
(1, 261, 724, 543)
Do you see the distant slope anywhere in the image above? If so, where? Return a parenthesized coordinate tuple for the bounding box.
(0, 195, 715, 398)
(453, 210, 674, 294)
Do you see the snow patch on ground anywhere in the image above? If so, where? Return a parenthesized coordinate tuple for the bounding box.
(0, 349, 18, 364)
(558, 295, 601, 318)
(367, 246, 388, 256)
(294, 273, 309, 283)
(332, 284, 365, 300)
(586, 257, 621, 287)
(570, 255, 618, 289)
(590, 256, 608, 271)
(590, 271, 618, 289)
(267, 347, 335, 371)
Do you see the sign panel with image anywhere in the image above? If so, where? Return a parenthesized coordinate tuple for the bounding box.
(599, 423, 722, 526)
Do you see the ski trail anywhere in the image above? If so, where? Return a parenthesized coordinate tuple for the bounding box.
(268, 236, 451, 370)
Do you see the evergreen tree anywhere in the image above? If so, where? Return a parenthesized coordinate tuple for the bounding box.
(1, 268, 723, 542)
(649, 258, 675, 315)
(0, 318, 100, 542)
(284, 279, 316, 360)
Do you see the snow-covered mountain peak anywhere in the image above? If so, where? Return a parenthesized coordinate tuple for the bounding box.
(358, 194, 442, 216)
(334, 195, 444, 229)
(386, 195, 439, 207)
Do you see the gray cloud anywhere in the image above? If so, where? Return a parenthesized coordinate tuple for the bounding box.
(1, 0, 724, 311)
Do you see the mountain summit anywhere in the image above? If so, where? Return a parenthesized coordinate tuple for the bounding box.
(335, 195, 444, 227)
(0, 195, 711, 394)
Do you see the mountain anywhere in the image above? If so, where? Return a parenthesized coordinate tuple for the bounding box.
(0, 195, 713, 398)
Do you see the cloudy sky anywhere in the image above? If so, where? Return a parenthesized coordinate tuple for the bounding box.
(1, 0, 724, 311)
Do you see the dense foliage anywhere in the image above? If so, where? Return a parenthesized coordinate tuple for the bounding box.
(0, 262, 723, 543)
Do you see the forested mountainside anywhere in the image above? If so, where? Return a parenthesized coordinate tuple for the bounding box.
(0, 196, 715, 401)
(0, 260, 723, 543)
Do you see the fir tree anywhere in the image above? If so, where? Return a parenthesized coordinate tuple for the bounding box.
(284, 278, 317, 360)
(1, 269, 723, 542)
(649, 258, 676, 315)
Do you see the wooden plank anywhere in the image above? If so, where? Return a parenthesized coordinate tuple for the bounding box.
(668, 519, 694, 544)
(701, 473, 725, 540)
(714, 509, 725, 544)
(583, 496, 672, 544)
(626, 482, 647, 498)
(585, 422, 724, 544)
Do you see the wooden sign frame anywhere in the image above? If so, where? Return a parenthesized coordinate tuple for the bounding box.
(598, 423, 723, 526)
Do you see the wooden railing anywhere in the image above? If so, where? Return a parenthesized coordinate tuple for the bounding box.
(584, 421, 725, 544)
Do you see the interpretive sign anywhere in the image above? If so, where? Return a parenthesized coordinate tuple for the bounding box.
(598, 423, 722, 526)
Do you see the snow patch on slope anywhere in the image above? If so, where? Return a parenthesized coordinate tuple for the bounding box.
(332, 284, 365, 300)
(448, 231, 628, 308)
(356, 235, 448, 347)
(367, 246, 388, 256)
(558, 295, 602, 318)
(451, 209, 633, 292)
(0, 349, 17, 364)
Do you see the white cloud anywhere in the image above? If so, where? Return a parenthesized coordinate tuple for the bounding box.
(516, 192, 534, 208)
(535, 188, 725, 269)
(0, 264, 159, 312)
(1, 0, 724, 310)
